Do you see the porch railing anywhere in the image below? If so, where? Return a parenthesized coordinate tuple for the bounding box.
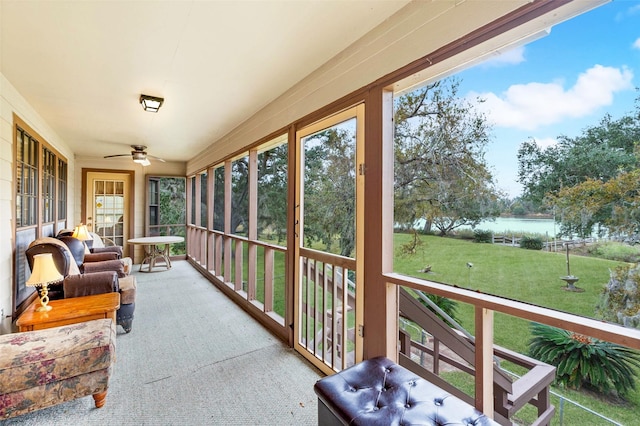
(399, 287, 555, 426)
(299, 248, 357, 372)
(387, 272, 640, 424)
(187, 226, 288, 329)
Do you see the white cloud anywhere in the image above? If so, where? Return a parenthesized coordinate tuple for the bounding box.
(616, 4, 640, 21)
(633, 37, 640, 50)
(480, 45, 525, 68)
(469, 65, 634, 131)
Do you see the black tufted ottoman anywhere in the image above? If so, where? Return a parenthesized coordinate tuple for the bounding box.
(314, 356, 499, 426)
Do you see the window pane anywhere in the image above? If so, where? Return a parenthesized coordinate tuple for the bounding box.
(231, 157, 248, 236)
(15, 127, 38, 227)
(58, 159, 67, 220)
(200, 172, 208, 228)
(301, 118, 356, 257)
(148, 176, 186, 237)
(190, 176, 196, 225)
(213, 166, 225, 232)
(257, 141, 288, 243)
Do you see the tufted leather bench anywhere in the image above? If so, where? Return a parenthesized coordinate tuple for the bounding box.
(314, 356, 499, 426)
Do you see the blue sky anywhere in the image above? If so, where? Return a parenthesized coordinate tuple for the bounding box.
(456, 1, 640, 197)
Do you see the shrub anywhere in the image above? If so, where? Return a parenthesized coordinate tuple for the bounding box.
(418, 293, 460, 327)
(454, 228, 475, 240)
(596, 264, 640, 328)
(473, 229, 492, 243)
(588, 242, 640, 263)
(528, 322, 640, 397)
(520, 236, 543, 250)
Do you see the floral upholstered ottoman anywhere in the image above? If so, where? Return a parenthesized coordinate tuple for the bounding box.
(0, 318, 116, 420)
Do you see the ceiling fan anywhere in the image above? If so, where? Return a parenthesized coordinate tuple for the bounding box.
(104, 145, 165, 166)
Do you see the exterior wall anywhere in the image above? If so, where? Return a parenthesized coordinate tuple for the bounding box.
(0, 73, 75, 334)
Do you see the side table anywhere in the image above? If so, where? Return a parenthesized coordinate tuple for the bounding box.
(16, 292, 120, 332)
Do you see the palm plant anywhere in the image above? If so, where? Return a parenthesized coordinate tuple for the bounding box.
(419, 293, 460, 327)
(528, 322, 640, 397)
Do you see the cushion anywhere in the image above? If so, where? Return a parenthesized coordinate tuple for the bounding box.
(89, 232, 106, 248)
(63, 271, 119, 297)
(314, 356, 498, 426)
(0, 319, 116, 395)
(83, 259, 126, 278)
(121, 257, 133, 275)
(118, 275, 137, 305)
(84, 252, 119, 262)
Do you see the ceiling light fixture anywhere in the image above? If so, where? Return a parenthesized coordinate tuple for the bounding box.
(131, 149, 151, 166)
(140, 94, 164, 112)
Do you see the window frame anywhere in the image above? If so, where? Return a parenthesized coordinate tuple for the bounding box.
(12, 114, 68, 316)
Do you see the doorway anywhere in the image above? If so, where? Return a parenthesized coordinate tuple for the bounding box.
(293, 105, 365, 374)
(82, 170, 134, 256)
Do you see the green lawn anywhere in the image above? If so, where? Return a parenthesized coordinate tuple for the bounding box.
(394, 232, 639, 424)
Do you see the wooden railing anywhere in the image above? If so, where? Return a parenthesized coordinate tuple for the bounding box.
(387, 272, 640, 423)
(299, 248, 358, 372)
(187, 226, 287, 328)
(399, 288, 555, 425)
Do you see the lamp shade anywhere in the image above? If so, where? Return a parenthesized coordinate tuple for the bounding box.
(26, 253, 63, 287)
(72, 224, 93, 241)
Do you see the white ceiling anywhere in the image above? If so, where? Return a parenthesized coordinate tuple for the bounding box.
(1, 0, 410, 163)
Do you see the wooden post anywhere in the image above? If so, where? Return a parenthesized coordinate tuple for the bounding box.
(475, 307, 494, 418)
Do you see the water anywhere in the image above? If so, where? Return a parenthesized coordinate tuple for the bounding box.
(463, 217, 557, 236)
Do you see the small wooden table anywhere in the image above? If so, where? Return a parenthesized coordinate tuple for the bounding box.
(16, 292, 121, 332)
(128, 236, 184, 272)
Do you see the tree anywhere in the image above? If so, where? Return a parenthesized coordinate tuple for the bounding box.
(302, 127, 356, 257)
(394, 78, 501, 235)
(208, 145, 289, 243)
(546, 170, 640, 238)
(257, 144, 289, 243)
(517, 100, 640, 235)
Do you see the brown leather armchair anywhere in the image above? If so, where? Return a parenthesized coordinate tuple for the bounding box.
(26, 237, 136, 333)
(56, 229, 124, 260)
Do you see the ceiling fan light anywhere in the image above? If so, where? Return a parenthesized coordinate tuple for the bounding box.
(133, 158, 151, 166)
(131, 151, 146, 160)
(140, 94, 164, 112)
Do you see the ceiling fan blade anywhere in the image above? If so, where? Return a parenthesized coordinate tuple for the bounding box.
(104, 154, 130, 159)
(147, 155, 166, 162)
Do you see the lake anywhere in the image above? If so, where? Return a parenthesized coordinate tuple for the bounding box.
(461, 217, 557, 236)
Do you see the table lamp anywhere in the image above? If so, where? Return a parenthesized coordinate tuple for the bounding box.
(72, 223, 93, 242)
(26, 253, 63, 312)
(72, 223, 93, 250)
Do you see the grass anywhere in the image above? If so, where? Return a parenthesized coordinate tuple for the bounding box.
(394, 232, 639, 424)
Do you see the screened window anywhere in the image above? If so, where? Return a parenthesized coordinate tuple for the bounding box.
(257, 139, 288, 243)
(231, 157, 248, 236)
(200, 172, 208, 228)
(14, 118, 68, 315)
(213, 166, 225, 232)
(15, 127, 38, 228)
(42, 148, 56, 223)
(57, 159, 67, 221)
(146, 176, 186, 254)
